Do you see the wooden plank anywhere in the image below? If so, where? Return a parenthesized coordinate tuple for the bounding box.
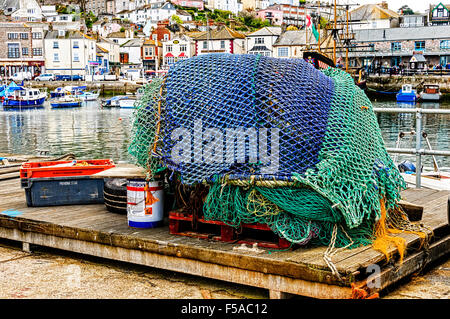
(91, 164, 146, 179)
(401, 188, 439, 203)
(0, 225, 353, 299)
(366, 234, 450, 293)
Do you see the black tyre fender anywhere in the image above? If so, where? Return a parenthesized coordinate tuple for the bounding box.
(103, 178, 127, 214)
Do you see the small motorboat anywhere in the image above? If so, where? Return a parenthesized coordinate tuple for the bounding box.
(50, 96, 82, 108)
(419, 84, 441, 101)
(102, 95, 130, 107)
(2, 87, 46, 110)
(119, 98, 137, 109)
(79, 90, 100, 101)
(396, 84, 418, 103)
(50, 86, 86, 98)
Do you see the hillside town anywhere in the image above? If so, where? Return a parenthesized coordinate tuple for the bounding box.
(0, 0, 449, 82)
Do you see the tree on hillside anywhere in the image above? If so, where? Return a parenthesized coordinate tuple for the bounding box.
(398, 5, 415, 15)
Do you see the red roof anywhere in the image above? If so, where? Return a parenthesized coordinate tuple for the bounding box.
(165, 52, 174, 57)
(178, 52, 186, 57)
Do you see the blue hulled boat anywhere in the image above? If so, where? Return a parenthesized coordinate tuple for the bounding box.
(50, 96, 82, 108)
(2, 87, 46, 110)
(396, 84, 418, 103)
(50, 86, 86, 98)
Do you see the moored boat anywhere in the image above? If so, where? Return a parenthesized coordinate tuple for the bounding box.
(79, 90, 100, 101)
(50, 96, 82, 108)
(119, 98, 137, 109)
(396, 84, 418, 103)
(102, 95, 130, 107)
(419, 84, 441, 101)
(2, 87, 46, 110)
(50, 86, 86, 98)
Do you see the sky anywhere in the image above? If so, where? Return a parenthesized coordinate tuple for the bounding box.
(325, 0, 436, 13)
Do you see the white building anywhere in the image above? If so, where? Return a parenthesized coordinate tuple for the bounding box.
(5, 0, 43, 22)
(212, 0, 242, 15)
(246, 26, 281, 57)
(120, 38, 144, 79)
(44, 30, 97, 76)
(41, 5, 58, 21)
(133, 2, 176, 25)
(162, 34, 194, 68)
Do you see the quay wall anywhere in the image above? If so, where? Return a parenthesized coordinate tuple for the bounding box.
(29, 81, 142, 96)
(366, 75, 450, 99)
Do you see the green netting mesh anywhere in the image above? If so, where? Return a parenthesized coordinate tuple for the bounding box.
(128, 54, 407, 249)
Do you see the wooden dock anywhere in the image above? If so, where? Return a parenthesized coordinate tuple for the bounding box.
(0, 176, 449, 299)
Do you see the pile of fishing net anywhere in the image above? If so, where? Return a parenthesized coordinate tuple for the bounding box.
(129, 54, 426, 262)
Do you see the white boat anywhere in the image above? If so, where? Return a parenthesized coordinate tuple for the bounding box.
(419, 84, 441, 101)
(79, 90, 100, 101)
(119, 98, 137, 108)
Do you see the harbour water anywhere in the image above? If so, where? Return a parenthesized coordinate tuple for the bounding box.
(0, 98, 449, 169)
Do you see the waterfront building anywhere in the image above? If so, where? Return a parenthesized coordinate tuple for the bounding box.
(0, 22, 45, 78)
(161, 34, 194, 69)
(348, 25, 450, 70)
(246, 26, 281, 57)
(241, 0, 270, 11)
(43, 30, 97, 77)
(193, 26, 245, 55)
(400, 14, 428, 28)
(120, 38, 144, 78)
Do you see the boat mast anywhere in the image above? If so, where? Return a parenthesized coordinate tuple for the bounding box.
(318, 1, 321, 53)
(345, 5, 349, 72)
(333, 0, 337, 65)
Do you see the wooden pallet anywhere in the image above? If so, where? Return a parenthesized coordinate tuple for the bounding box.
(169, 211, 291, 250)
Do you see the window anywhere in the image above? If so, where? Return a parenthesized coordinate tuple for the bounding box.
(203, 41, 207, 49)
(22, 47, 29, 56)
(73, 41, 79, 48)
(32, 32, 42, 39)
(166, 56, 175, 65)
(164, 34, 169, 41)
(278, 47, 288, 57)
(167, 45, 172, 52)
(220, 40, 225, 49)
(255, 37, 264, 44)
(440, 40, 450, 49)
(391, 42, 401, 51)
(180, 44, 187, 52)
(415, 41, 425, 50)
(7, 43, 20, 58)
(73, 52, 79, 62)
(20, 33, 28, 40)
(33, 48, 43, 56)
(53, 41, 59, 49)
(7, 33, 18, 40)
(53, 53, 59, 62)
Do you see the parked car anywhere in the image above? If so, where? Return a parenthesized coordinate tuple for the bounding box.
(9, 71, 32, 82)
(34, 73, 55, 81)
(55, 74, 84, 81)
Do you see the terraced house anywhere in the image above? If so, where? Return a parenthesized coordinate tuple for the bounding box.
(0, 22, 45, 79)
(44, 30, 97, 77)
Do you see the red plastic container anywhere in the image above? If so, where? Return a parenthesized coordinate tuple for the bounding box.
(20, 159, 115, 179)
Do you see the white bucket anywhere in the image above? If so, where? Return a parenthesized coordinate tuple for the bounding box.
(127, 179, 164, 228)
